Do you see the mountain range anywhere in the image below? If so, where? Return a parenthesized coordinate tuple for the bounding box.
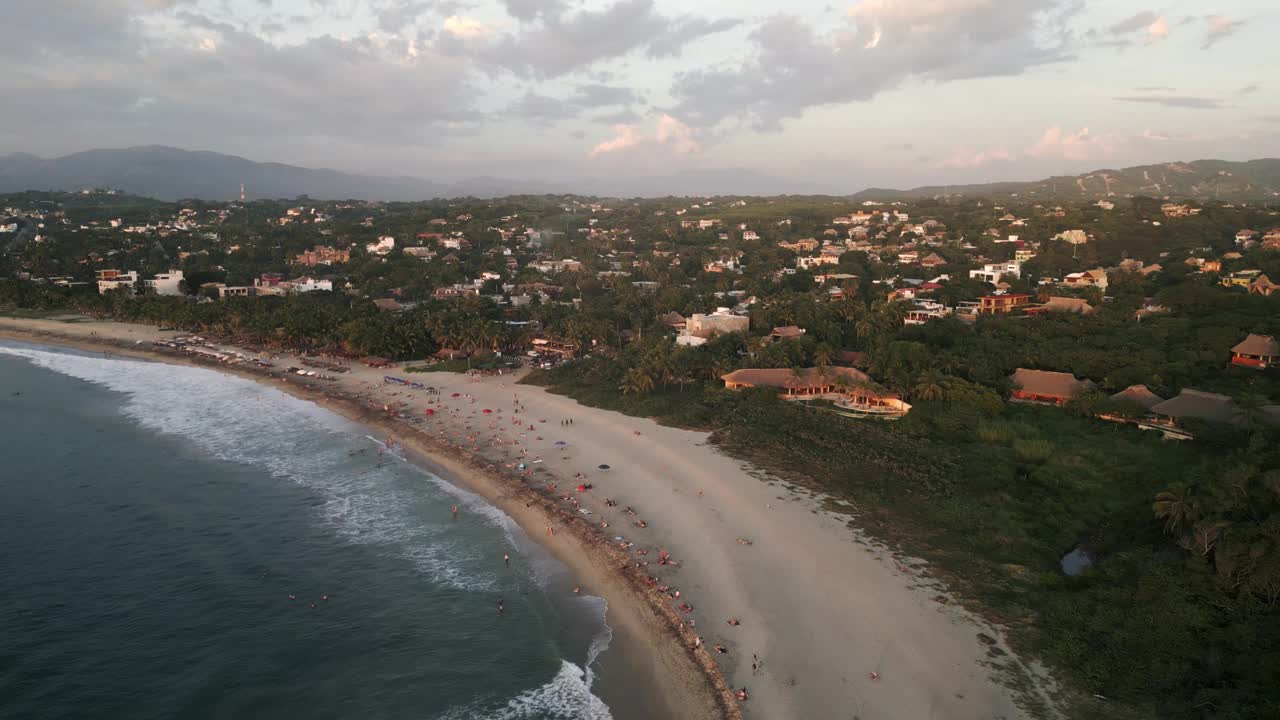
(853, 159, 1280, 204)
(0, 146, 1277, 203)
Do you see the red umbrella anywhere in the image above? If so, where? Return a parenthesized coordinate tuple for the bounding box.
(483, 409, 492, 414)
(452, 393, 461, 398)
(576, 484, 586, 492)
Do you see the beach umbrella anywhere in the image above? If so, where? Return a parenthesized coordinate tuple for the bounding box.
(483, 409, 492, 414)
(598, 464, 610, 470)
(554, 441, 568, 446)
(452, 393, 461, 398)
(576, 484, 587, 492)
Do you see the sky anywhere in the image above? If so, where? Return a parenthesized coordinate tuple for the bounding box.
(3, 0, 1278, 192)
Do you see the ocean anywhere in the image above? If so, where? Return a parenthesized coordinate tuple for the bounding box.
(0, 341, 631, 720)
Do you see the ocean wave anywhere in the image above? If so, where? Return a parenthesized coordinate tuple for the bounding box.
(0, 345, 502, 590)
(436, 660, 613, 720)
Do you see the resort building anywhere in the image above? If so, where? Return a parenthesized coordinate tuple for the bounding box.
(720, 366, 911, 417)
(1221, 270, 1263, 289)
(978, 294, 1031, 314)
(294, 246, 350, 266)
(1249, 274, 1278, 297)
(1062, 268, 1108, 292)
(1143, 389, 1280, 438)
(143, 270, 184, 296)
(1009, 368, 1093, 405)
(96, 269, 139, 294)
(1025, 297, 1094, 315)
(1109, 385, 1167, 413)
(1231, 334, 1279, 369)
(365, 236, 395, 255)
(969, 261, 1022, 284)
(677, 310, 750, 346)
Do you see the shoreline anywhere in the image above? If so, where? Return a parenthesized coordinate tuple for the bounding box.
(0, 324, 738, 720)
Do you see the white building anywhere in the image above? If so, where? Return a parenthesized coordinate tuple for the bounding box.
(366, 236, 395, 255)
(96, 270, 139, 294)
(677, 309, 750, 346)
(969, 261, 1022, 284)
(144, 270, 184, 296)
(797, 255, 841, 270)
(290, 277, 333, 293)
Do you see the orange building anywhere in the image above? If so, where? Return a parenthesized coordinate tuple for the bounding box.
(978, 294, 1031, 314)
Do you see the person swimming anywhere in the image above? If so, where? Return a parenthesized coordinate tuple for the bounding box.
(497, 596, 505, 615)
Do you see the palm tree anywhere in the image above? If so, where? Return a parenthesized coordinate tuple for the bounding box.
(1153, 486, 1199, 536)
(814, 343, 835, 377)
(621, 366, 656, 395)
(911, 370, 946, 401)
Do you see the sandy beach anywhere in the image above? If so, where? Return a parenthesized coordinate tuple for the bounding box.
(0, 315, 1054, 720)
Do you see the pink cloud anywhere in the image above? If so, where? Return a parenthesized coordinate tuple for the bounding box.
(589, 114, 702, 158)
(1026, 126, 1116, 162)
(590, 124, 642, 156)
(937, 146, 1012, 169)
(655, 114, 700, 155)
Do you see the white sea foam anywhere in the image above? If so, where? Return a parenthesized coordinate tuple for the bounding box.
(437, 660, 613, 720)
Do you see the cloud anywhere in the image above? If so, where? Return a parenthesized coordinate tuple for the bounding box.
(942, 124, 1123, 169)
(443, 16, 489, 39)
(1026, 126, 1115, 162)
(590, 124, 643, 156)
(1114, 94, 1224, 109)
(647, 16, 742, 58)
(1133, 85, 1175, 92)
(1106, 11, 1168, 45)
(588, 114, 702, 157)
(669, 1, 1077, 130)
(501, 0, 565, 22)
(655, 114, 699, 155)
(1109, 11, 1157, 35)
(0, 1, 480, 164)
(571, 84, 639, 107)
(1237, 83, 1260, 95)
(1144, 16, 1169, 44)
(937, 147, 1013, 169)
(463, 0, 740, 78)
(1203, 15, 1244, 49)
(508, 83, 641, 123)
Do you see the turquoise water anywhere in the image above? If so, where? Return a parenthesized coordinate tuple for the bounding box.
(0, 342, 617, 720)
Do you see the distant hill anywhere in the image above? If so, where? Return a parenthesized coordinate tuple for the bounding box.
(1, 146, 1277, 202)
(852, 159, 1280, 203)
(0, 146, 459, 202)
(0, 146, 820, 201)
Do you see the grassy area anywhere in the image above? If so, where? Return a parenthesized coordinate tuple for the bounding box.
(0, 307, 82, 320)
(404, 357, 519, 374)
